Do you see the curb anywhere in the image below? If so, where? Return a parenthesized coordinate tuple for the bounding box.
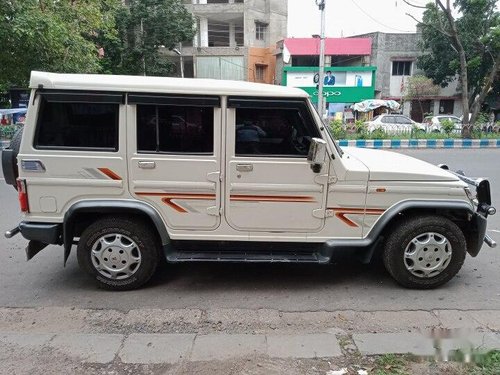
(338, 139, 500, 149)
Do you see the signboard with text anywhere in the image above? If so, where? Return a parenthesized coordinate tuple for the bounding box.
(282, 67, 376, 104)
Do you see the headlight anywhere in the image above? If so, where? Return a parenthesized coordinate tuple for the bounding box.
(464, 187, 476, 203)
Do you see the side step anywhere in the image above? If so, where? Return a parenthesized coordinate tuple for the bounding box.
(167, 251, 330, 263)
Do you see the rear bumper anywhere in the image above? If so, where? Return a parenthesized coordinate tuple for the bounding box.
(18, 222, 62, 245)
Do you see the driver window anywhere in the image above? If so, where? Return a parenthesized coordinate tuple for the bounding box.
(235, 107, 313, 157)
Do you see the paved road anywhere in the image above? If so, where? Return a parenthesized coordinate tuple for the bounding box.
(0, 149, 499, 312)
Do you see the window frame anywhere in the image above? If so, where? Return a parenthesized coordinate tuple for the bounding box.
(255, 65, 266, 81)
(255, 22, 267, 41)
(133, 93, 220, 156)
(391, 61, 412, 76)
(228, 97, 322, 159)
(33, 91, 122, 152)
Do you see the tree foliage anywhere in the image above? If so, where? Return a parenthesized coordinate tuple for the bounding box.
(404, 75, 440, 100)
(103, 0, 196, 76)
(0, 0, 121, 87)
(0, 0, 196, 87)
(416, 0, 500, 131)
(404, 75, 440, 120)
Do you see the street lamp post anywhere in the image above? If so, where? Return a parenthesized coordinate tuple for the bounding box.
(316, 0, 326, 119)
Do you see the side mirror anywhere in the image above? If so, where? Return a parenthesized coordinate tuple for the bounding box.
(307, 137, 327, 173)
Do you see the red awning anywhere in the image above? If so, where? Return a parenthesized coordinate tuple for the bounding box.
(283, 38, 372, 56)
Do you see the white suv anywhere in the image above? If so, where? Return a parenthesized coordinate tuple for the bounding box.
(2, 72, 496, 290)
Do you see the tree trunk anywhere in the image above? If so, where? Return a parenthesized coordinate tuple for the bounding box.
(470, 56, 500, 125)
(436, 1, 471, 138)
(418, 98, 424, 122)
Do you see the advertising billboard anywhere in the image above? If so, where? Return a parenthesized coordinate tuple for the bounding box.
(282, 66, 376, 104)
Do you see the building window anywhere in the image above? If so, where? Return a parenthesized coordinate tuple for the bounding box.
(137, 105, 214, 154)
(255, 65, 266, 81)
(255, 22, 267, 41)
(392, 61, 412, 76)
(439, 99, 454, 114)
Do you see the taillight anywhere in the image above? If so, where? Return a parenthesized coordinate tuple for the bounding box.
(16, 178, 29, 213)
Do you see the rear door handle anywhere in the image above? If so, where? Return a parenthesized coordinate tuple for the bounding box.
(236, 164, 253, 172)
(138, 161, 156, 169)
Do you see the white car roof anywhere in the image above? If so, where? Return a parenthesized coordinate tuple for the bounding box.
(30, 71, 308, 98)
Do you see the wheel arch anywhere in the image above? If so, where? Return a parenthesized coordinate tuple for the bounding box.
(63, 200, 171, 265)
(369, 200, 474, 240)
(325, 200, 474, 263)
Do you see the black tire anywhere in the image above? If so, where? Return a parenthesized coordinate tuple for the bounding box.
(77, 216, 160, 291)
(5, 127, 23, 190)
(383, 215, 466, 289)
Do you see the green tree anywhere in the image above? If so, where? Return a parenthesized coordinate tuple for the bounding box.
(104, 0, 196, 76)
(0, 0, 121, 87)
(406, 0, 500, 137)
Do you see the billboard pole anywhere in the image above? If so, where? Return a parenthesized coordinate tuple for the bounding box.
(316, 0, 326, 119)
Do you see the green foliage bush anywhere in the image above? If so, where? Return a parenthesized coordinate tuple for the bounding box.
(354, 120, 367, 139)
(440, 119, 456, 135)
(329, 119, 346, 139)
(0, 125, 18, 139)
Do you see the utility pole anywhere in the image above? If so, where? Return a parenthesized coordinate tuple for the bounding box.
(316, 0, 326, 119)
(173, 44, 185, 78)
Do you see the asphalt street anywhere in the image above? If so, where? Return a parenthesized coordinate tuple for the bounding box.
(0, 148, 499, 312)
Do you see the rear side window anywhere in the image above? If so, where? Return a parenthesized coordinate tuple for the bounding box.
(381, 116, 394, 124)
(35, 100, 119, 151)
(137, 105, 214, 154)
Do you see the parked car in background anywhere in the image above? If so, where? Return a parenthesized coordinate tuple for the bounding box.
(423, 115, 462, 133)
(365, 114, 425, 134)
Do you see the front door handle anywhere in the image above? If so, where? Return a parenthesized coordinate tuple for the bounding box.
(138, 161, 156, 169)
(236, 164, 253, 172)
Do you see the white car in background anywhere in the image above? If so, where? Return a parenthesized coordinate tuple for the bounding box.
(365, 114, 425, 134)
(423, 115, 462, 133)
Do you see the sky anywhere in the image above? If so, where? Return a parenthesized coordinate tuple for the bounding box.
(287, 0, 430, 38)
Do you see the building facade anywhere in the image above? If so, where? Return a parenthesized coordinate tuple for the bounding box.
(353, 32, 463, 121)
(173, 0, 287, 83)
(276, 38, 376, 120)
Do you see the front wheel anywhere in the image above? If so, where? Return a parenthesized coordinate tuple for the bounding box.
(383, 215, 466, 289)
(77, 217, 160, 290)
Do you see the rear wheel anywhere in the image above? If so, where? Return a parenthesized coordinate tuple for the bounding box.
(383, 215, 466, 289)
(77, 217, 160, 290)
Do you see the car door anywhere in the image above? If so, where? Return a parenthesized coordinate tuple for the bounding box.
(224, 97, 329, 233)
(127, 94, 222, 230)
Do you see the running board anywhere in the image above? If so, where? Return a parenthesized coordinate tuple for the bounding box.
(167, 251, 330, 263)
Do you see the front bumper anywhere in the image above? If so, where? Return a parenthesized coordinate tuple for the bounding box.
(438, 164, 497, 255)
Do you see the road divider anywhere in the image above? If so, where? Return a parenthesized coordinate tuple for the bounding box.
(338, 139, 500, 149)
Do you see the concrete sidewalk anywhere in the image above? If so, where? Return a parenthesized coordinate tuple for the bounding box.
(1, 307, 499, 367)
(2, 331, 499, 365)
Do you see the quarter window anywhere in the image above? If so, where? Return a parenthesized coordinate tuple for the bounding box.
(137, 105, 214, 153)
(235, 107, 316, 157)
(35, 100, 118, 150)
